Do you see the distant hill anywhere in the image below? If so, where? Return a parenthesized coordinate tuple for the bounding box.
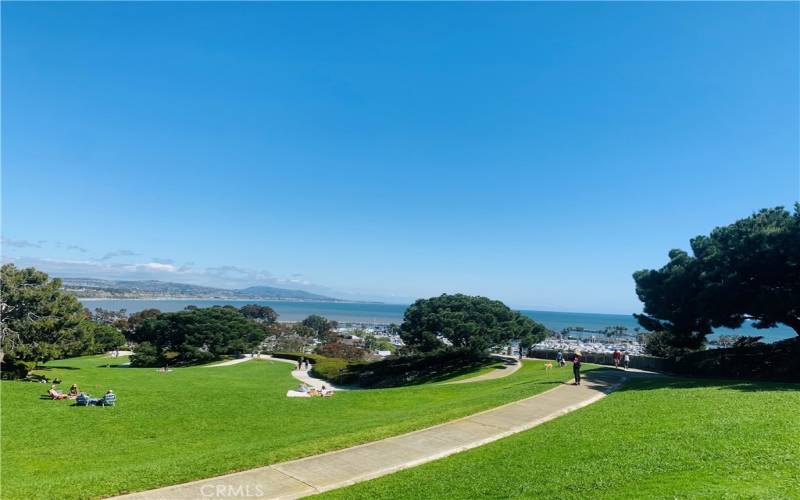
(237, 285, 331, 301)
(61, 278, 340, 301)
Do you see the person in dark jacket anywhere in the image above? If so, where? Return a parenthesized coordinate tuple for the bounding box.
(572, 351, 582, 385)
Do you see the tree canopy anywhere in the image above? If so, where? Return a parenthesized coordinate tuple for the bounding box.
(130, 306, 268, 367)
(301, 314, 338, 342)
(239, 304, 278, 324)
(634, 205, 800, 349)
(400, 294, 546, 353)
(1, 264, 89, 363)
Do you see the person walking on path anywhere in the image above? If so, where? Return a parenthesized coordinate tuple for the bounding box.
(572, 351, 582, 385)
(623, 352, 630, 370)
(613, 349, 621, 368)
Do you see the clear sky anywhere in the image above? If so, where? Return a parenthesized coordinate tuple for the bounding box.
(2, 2, 798, 313)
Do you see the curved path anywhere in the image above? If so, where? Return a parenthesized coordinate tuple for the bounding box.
(207, 354, 524, 390)
(118, 369, 627, 500)
(445, 355, 521, 384)
(206, 355, 347, 390)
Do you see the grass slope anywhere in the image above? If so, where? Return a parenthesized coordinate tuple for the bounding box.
(1, 356, 580, 499)
(441, 360, 510, 383)
(319, 377, 800, 499)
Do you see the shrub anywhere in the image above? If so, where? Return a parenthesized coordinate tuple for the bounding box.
(271, 352, 353, 383)
(0, 357, 36, 380)
(276, 349, 509, 388)
(346, 348, 495, 388)
(672, 337, 799, 381)
(315, 342, 368, 361)
(312, 357, 353, 383)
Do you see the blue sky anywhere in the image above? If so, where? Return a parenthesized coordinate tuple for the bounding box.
(2, 2, 798, 313)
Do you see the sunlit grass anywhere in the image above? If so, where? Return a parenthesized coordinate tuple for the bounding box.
(1, 356, 579, 499)
(319, 377, 800, 499)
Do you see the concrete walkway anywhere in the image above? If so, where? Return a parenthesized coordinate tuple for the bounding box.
(119, 369, 626, 500)
(206, 354, 525, 390)
(446, 355, 521, 384)
(206, 355, 348, 391)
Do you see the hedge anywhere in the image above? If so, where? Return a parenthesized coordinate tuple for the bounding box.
(672, 337, 799, 382)
(271, 352, 352, 384)
(274, 349, 505, 388)
(344, 348, 496, 388)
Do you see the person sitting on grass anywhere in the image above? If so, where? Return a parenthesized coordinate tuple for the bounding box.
(48, 385, 67, 400)
(320, 385, 335, 397)
(67, 384, 79, 399)
(98, 389, 116, 405)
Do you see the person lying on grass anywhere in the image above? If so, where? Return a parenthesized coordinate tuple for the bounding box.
(287, 384, 334, 398)
(48, 385, 67, 400)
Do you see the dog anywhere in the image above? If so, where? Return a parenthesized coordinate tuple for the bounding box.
(544, 362, 553, 370)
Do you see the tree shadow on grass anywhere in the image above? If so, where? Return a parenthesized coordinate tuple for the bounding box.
(35, 366, 80, 371)
(411, 361, 504, 385)
(711, 381, 800, 393)
(612, 374, 799, 394)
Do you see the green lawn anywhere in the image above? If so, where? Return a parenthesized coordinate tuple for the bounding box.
(319, 376, 800, 499)
(438, 359, 510, 382)
(0, 355, 580, 499)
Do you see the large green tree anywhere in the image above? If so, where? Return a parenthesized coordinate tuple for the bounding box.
(517, 325, 548, 358)
(634, 205, 800, 349)
(400, 294, 546, 353)
(239, 304, 278, 324)
(87, 322, 127, 352)
(130, 306, 268, 366)
(301, 314, 338, 342)
(0, 264, 88, 364)
(126, 308, 161, 340)
(633, 249, 714, 349)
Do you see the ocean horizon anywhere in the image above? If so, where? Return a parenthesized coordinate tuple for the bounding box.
(80, 298, 795, 343)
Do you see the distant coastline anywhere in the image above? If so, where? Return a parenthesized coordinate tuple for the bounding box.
(78, 296, 383, 304)
(79, 298, 796, 343)
(60, 277, 349, 302)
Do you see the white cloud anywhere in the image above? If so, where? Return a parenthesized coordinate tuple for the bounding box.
(99, 249, 139, 261)
(140, 262, 177, 272)
(1, 254, 353, 299)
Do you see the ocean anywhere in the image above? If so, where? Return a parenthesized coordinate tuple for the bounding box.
(80, 299, 796, 343)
